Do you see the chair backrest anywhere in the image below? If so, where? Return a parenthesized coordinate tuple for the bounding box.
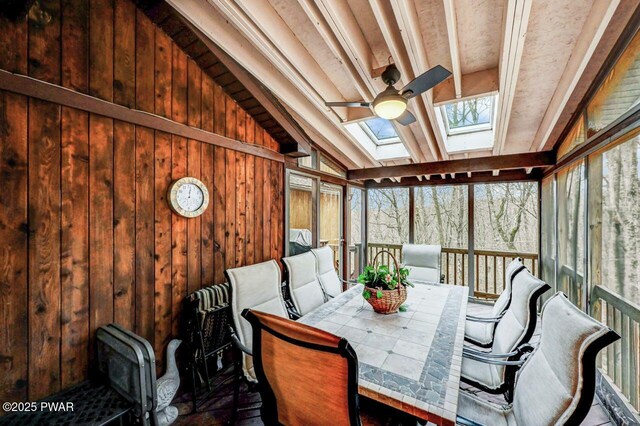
(311, 245, 342, 298)
(225, 260, 288, 382)
(492, 269, 549, 356)
(512, 293, 619, 425)
(491, 257, 526, 318)
(282, 251, 327, 315)
(242, 309, 360, 426)
(402, 244, 442, 284)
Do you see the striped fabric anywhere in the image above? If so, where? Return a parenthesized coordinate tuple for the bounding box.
(192, 282, 231, 312)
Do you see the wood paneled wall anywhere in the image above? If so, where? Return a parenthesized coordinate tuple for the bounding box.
(0, 0, 284, 402)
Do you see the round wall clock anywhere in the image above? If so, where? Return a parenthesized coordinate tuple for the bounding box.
(167, 177, 210, 218)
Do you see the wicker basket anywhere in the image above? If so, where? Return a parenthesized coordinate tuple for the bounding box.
(364, 250, 408, 314)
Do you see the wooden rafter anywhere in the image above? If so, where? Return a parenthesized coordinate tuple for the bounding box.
(348, 151, 555, 180)
(442, 0, 462, 98)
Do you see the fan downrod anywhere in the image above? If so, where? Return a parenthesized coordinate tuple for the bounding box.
(381, 64, 401, 86)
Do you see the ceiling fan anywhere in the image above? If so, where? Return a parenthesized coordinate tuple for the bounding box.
(325, 64, 451, 126)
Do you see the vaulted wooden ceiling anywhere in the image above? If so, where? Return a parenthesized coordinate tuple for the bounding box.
(163, 0, 638, 171)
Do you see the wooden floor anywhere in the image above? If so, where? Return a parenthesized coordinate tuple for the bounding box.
(173, 304, 614, 425)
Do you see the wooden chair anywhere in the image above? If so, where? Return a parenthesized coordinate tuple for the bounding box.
(242, 309, 361, 426)
(457, 293, 620, 426)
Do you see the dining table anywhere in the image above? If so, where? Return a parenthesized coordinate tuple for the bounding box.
(299, 281, 468, 426)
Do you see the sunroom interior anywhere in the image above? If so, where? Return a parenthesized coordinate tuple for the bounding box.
(0, 0, 639, 425)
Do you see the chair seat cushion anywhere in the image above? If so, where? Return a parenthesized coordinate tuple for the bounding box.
(461, 355, 503, 390)
(464, 320, 493, 346)
(457, 391, 516, 426)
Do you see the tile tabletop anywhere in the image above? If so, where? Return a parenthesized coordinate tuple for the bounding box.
(299, 282, 469, 426)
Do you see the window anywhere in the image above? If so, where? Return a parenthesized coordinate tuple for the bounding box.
(589, 128, 640, 306)
(367, 188, 409, 245)
(540, 176, 556, 304)
(320, 183, 343, 276)
(442, 96, 494, 135)
(435, 95, 498, 153)
(319, 155, 346, 177)
(359, 118, 400, 145)
(557, 116, 586, 159)
(297, 149, 317, 169)
(348, 187, 365, 279)
(287, 173, 317, 255)
(556, 161, 586, 309)
(587, 31, 640, 137)
(414, 186, 468, 249)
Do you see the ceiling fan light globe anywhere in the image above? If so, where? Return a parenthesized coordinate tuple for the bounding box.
(373, 96, 407, 120)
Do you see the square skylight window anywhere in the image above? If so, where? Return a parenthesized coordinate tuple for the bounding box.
(442, 96, 494, 135)
(359, 118, 400, 146)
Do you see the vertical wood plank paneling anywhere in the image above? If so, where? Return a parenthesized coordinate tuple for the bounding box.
(0, 4, 29, 401)
(0, 90, 28, 403)
(28, 99, 61, 400)
(246, 118, 256, 265)
(187, 59, 202, 293)
(60, 107, 89, 388)
(136, 9, 154, 113)
(263, 159, 272, 262)
(113, 0, 136, 330)
(236, 110, 246, 267)
(135, 127, 155, 341)
(170, 45, 188, 335)
(225, 97, 237, 270)
(213, 146, 226, 283)
(114, 0, 135, 108)
(171, 136, 188, 335)
(201, 77, 215, 285)
(113, 120, 136, 329)
(28, 0, 61, 84)
(89, 0, 113, 101)
(88, 113, 114, 346)
(0, 0, 287, 401)
(254, 156, 264, 262)
(155, 29, 172, 118)
(61, 0, 88, 93)
(154, 131, 172, 360)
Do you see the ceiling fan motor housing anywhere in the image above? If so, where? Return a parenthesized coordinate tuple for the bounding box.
(381, 64, 401, 86)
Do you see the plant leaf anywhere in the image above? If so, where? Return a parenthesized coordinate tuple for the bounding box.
(399, 305, 407, 312)
(363, 289, 371, 300)
(376, 290, 383, 299)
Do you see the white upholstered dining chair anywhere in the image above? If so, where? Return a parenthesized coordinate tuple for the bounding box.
(282, 251, 327, 316)
(311, 245, 344, 299)
(401, 244, 442, 284)
(464, 257, 526, 347)
(460, 268, 550, 399)
(225, 260, 288, 383)
(457, 292, 620, 426)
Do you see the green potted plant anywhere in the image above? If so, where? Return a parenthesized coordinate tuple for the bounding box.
(357, 250, 413, 314)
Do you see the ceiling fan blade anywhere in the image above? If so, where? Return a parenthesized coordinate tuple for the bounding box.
(400, 65, 452, 99)
(395, 110, 416, 126)
(325, 101, 371, 108)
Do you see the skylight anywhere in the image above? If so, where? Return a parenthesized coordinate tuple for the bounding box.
(436, 94, 498, 154)
(345, 118, 409, 160)
(359, 118, 400, 145)
(442, 96, 494, 135)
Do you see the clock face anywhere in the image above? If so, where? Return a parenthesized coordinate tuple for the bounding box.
(167, 177, 209, 218)
(176, 183, 204, 212)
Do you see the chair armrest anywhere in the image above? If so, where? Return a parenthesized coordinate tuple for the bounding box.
(463, 346, 518, 358)
(456, 415, 483, 426)
(288, 309, 302, 320)
(440, 273, 445, 284)
(228, 325, 252, 356)
(462, 351, 527, 366)
(465, 315, 502, 323)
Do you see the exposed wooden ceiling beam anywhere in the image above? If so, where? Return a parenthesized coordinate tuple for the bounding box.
(168, 0, 375, 167)
(432, 68, 499, 105)
(494, 0, 532, 155)
(348, 151, 555, 180)
(442, 0, 462, 98)
(365, 168, 542, 188)
(529, 0, 619, 152)
(388, 0, 449, 161)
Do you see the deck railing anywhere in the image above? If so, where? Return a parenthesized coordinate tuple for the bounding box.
(591, 285, 640, 412)
(365, 243, 538, 299)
